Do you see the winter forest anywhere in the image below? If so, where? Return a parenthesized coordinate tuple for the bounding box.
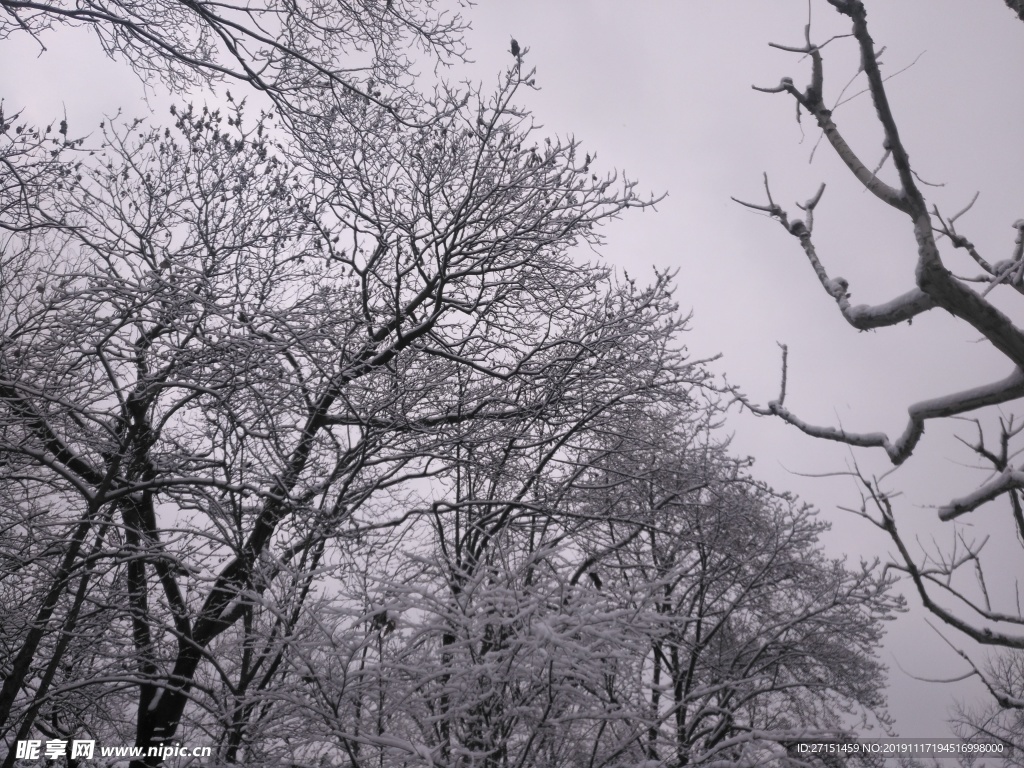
(2, 0, 1024, 766)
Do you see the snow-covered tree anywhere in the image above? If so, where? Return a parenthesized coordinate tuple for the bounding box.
(0, 1, 907, 765)
(0, 0, 465, 120)
(733, 0, 1024, 734)
(0, 48, 678, 764)
(565, 408, 901, 767)
(260, 403, 901, 768)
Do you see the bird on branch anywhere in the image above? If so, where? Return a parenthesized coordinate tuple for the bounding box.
(510, 38, 520, 59)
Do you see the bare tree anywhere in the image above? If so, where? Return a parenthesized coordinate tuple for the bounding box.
(733, 0, 1024, 731)
(569, 407, 901, 767)
(0, 0, 916, 763)
(270, 401, 902, 768)
(0, 0, 465, 122)
(952, 654, 1024, 766)
(0, 52, 670, 763)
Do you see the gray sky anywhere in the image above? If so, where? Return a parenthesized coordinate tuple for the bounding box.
(3, 0, 1023, 743)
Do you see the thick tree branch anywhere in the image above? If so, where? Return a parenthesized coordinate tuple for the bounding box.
(739, 364, 1024, 466)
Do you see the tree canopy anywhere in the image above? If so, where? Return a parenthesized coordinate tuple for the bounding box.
(0, 1, 905, 765)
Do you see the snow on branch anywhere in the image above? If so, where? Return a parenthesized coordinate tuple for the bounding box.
(938, 467, 1024, 522)
(735, 177, 936, 330)
(738, 353, 1024, 467)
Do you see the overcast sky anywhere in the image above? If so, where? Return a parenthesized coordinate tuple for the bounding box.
(3, 0, 1023, 743)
